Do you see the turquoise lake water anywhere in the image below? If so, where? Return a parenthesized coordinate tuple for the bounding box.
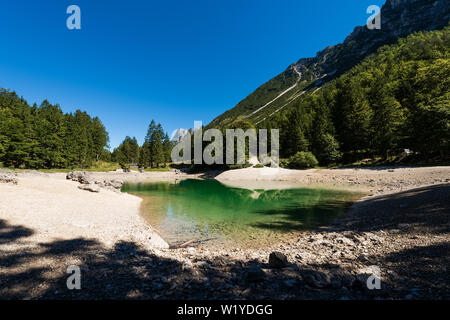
(122, 179, 364, 248)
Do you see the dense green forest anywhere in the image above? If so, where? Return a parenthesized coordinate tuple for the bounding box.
(258, 27, 449, 165)
(0, 88, 171, 170)
(112, 120, 172, 168)
(0, 90, 109, 169)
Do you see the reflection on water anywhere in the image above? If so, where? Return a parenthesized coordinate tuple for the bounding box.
(122, 179, 365, 248)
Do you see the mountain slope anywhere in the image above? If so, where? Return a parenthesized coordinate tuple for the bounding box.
(209, 0, 450, 128)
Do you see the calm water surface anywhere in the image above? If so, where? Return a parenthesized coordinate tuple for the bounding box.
(122, 179, 365, 248)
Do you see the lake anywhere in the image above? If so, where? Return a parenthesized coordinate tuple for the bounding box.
(122, 179, 365, 248)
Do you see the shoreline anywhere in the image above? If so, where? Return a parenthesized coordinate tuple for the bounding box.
(1, 165, 448, 250)
(1, 166, 449, 299)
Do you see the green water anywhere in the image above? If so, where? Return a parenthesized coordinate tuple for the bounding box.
(122, 179, 364, 248)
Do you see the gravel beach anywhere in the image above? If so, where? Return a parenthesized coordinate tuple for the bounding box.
(0, 166, 449, 299)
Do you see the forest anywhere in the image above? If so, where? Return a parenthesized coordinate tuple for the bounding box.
(0, 88, 172, 170)
(0, 90, 109, 169)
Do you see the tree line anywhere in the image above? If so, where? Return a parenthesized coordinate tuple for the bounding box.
(112, 120, 172, 168)
(0, 90, 109, 169)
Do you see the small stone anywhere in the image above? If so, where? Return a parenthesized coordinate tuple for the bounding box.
(335, 237, 355, 246)
(357, 254, 369, 262)
(269, 252, 289, 268)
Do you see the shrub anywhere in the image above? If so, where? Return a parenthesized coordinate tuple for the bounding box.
(253, 163, 264, 168)
(315, 133, 342, 165)
(286, 152, 318, 169)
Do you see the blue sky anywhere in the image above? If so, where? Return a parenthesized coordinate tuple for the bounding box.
(0, 0, 384, 149)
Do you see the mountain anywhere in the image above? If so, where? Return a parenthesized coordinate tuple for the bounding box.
(171, 128, 190, 143)
(209, 0, 450, 128)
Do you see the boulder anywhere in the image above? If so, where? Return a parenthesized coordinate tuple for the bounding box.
(95, 179, 123, 191)
(78, 183, 100, 193)
(0, 173, 18, 185)
(269, 252, 289, 268)
(66, 171, 91, 184)
(105, 179, 123, 190)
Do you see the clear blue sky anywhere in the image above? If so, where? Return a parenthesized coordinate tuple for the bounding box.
(0, 0, 384, 149)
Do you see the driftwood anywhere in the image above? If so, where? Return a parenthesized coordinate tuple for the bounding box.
(169, 237, 217, 249)
(170, 239, 196, 249)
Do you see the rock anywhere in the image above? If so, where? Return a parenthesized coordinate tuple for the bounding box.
(246, 266, 266, 282)
(96, 179, 123, 191)
(334, 237, 355, 246)
(78, 183, 100, 193)
(0, 173, 18, 185)
(302, 270, 331, 288)
(106, 179, 123, 189)
(67, 171, 91, 184)
(195, 261, 211, 269)
(269, 252, 289, 268)
(357, 254, 370, 262)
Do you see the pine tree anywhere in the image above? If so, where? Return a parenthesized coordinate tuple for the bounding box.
(151, 124, 165, 167)
(163, 133, 172, 165)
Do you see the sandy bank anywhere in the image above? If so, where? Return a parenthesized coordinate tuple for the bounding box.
(0, 172, 168, 250)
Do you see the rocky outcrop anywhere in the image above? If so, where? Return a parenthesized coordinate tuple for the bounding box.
(296, 0, 450, 85)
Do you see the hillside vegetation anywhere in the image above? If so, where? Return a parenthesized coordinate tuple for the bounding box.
(260, 27, 449, 164)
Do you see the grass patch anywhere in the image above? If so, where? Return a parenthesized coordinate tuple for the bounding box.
(10, 161, 122, 173)
(142, 167, 171, 172)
